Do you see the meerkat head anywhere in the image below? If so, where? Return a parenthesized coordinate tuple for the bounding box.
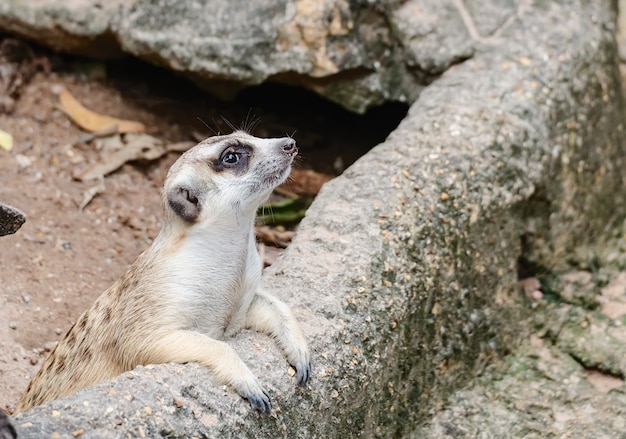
(163, 131, 298, 224)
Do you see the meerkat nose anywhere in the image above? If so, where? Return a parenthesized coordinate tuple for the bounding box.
(282, 138, 298, 156)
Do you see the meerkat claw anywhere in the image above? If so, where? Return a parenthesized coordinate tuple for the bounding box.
(246, 390, 272, 414)
(295, 360, 312, 386)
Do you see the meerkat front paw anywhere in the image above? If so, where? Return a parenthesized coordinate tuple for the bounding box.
(294, 359, 312, 386)
(244, 387, 272, 414)
(290, 346, 312, 386)
(237, 376, 272, 414)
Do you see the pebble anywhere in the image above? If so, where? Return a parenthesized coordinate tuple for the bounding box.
(0, 202, 26, 236)
(50, 84, 64, 94)
(9, 321, 17, 330)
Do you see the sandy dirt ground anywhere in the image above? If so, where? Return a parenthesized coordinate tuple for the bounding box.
(0, 38, 406, 413)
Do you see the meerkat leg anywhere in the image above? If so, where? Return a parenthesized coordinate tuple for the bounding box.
(245, 291, 311, 385)
(146, 330, 271, 413)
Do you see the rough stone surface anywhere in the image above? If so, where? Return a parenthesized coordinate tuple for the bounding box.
(0, 0, 519, 112)
(8, 0, 626, 437)
(0, 202, 25, 236)
(419, 269, 626, 439)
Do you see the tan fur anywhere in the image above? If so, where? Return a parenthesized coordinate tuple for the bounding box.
(15, 132, 310, 414)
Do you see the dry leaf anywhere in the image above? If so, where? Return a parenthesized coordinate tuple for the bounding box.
(59, 88, 145, 133)
(0, 129, 13, 151)
(74, 134, 192, 181)
(79, 177, 106, 210)
(281, 168, 333, 196)
(256, 225, 295, 248)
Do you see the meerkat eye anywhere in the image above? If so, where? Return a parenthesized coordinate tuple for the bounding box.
(214, 143, 252, 172)
(223, 151, 240, 165)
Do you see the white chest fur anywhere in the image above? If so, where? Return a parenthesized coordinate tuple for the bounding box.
(161, 223, 262, 339)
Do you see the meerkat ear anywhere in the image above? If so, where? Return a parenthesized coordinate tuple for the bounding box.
(167, 184, 202, 222)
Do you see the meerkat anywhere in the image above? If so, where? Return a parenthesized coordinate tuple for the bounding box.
(15, 131, 311, 414)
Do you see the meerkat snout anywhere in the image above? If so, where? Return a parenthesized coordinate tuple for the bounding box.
(281, 138, 297, 155)
(16, 130, 311, 415)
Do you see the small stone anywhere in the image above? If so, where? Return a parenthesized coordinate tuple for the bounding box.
(0, 202, 26, 236)
(50, 84, 64, 94)
(144, 407, 152, 416)
(15, 154, 32, 169)
(71, 429, 84, 437)
(9, 321, 17, 330)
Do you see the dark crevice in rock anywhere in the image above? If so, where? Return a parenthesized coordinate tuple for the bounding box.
(516, 187, 558, 295)
(100, 55, 409, 176)
(566, 352, 626, 381)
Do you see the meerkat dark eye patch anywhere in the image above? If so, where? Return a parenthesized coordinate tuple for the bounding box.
(168, 185, 202, 222)
(212, 142, 252, 173)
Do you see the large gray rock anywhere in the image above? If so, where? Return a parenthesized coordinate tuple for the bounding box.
(10, 0, 626, 437)
(420, 270, 626, 438)
(0, 0, 518, 112)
